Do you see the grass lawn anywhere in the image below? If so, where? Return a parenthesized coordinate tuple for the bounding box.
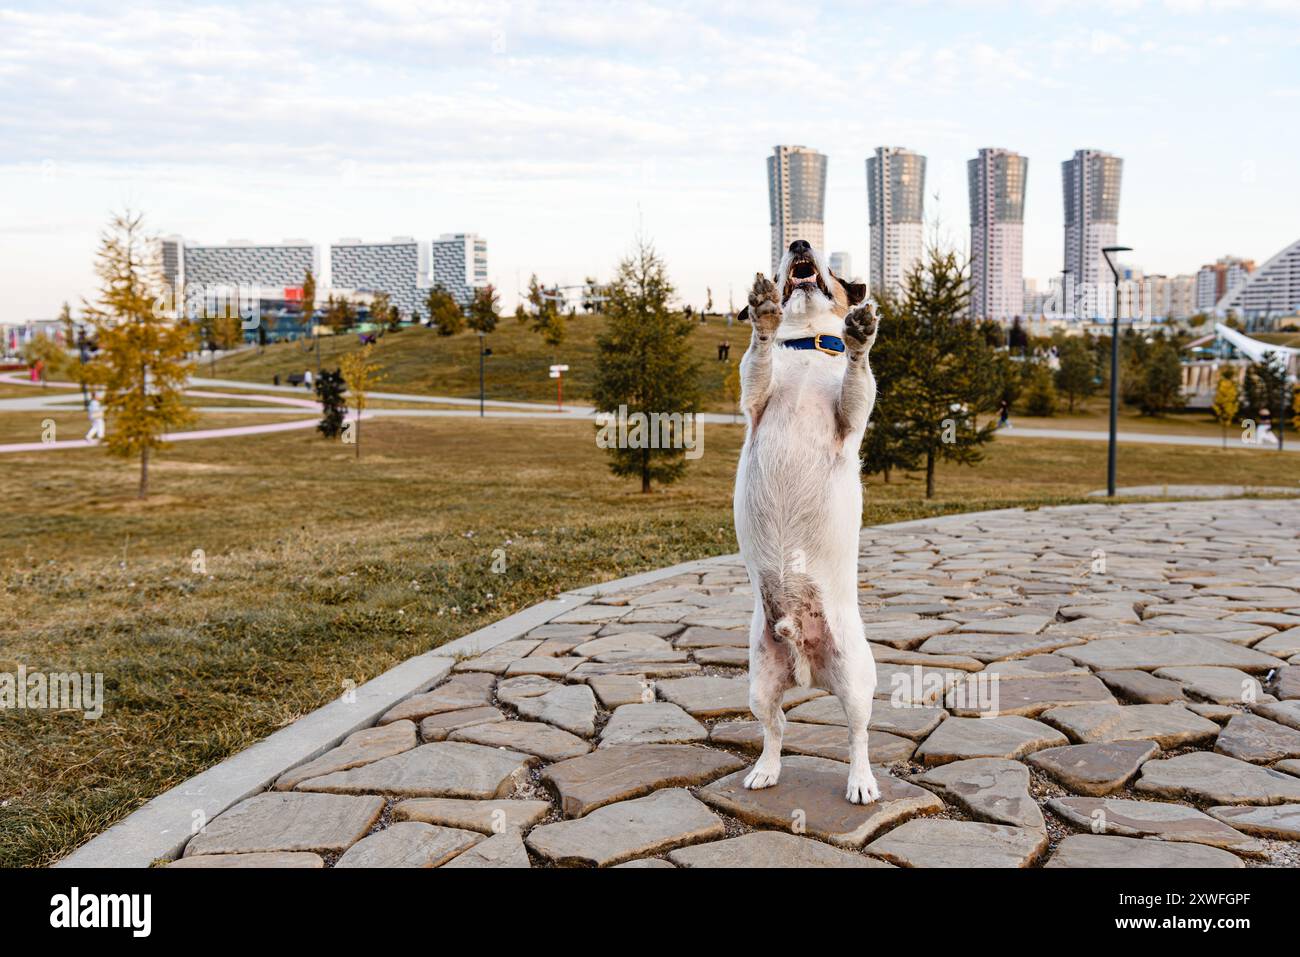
(1, 414, 1297, 867)
(1009, 396, 1230, 439)
(212, 317, 746, 412)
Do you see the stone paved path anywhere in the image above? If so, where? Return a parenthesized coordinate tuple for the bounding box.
(167, 500, 1300, 868)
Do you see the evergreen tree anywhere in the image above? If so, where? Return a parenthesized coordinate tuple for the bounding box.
(1135, 340, 1185, 415)
(426, 284, 464, 335)
(521, 274, 566, 348)
(315, 367, 347, 438)
(1022, 361, 1058, 417)
(1054, 336, 1096, 412)
(860, 290, 922, 484)
(870, 245, 1000, 498)
(592, 238, 700, 493)
(467, 284, 500, 334)
(80, 211, 197, 498)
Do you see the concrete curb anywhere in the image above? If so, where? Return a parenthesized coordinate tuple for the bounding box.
(54, 551, 752, 868)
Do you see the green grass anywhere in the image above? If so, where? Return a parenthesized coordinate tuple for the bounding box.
(1, 413, 1297, 867)
(212, 317, 745, 411)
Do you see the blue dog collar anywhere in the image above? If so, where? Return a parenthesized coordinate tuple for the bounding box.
(779, 334, 845, 355)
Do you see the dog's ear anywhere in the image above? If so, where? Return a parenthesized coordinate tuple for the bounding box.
(737, 305, 751, 323)
(837, 276, 867, 306)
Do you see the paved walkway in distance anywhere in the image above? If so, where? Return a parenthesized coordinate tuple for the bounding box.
(149, 500, 1300, 869)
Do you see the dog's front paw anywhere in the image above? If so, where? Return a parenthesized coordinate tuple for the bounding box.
(843, 302, 878, 353)
(743, 758, 782, 790)
(748, 272, 782, 339)
(845, 766, 880, 804)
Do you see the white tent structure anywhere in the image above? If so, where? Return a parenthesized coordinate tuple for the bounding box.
(1214, 322, 1299, 373)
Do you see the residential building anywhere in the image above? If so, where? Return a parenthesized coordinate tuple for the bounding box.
(430, 233, 489, 306)
(330, 237, 426, 321)
(967, 147, 1027, 320)
(1062, 149, 1123, 311)
(867, 146, 926, 298)
(767, 145, 828, 275)
(1196, 256, 1256, 312)
(1216, 239, 1300, 322)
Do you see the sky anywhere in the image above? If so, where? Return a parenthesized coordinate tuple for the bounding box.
(2, 0, 1299, 321)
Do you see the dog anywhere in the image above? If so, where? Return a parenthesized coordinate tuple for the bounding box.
(733, 238, 881, 803)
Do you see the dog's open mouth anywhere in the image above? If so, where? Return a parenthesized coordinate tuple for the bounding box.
(784, 255, 827, 300)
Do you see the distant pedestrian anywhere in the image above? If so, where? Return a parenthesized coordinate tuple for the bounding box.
(85, 392, 105, 443)
(303, 369, 314, 390)
(1257, 408, 1277, 446)
(998, 399, 1011, 430)
(273, 373, 280, 387)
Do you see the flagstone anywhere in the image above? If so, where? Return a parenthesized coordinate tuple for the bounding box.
(495, 674, 560, 705)
(709, 720, 916, 764)
(955, 615, 1053, 635)
(655, 675, 823, 718)
(1095, 669, 1186, 704)
(1252, 699, 1300, 731)
(1214, 714, 1300, 764)
(378, 673, 495, 724)
(275, 719, 418, 790)
(1046, 797, 1262, 855)
(868, 644, 984, 672)
(183, 792, 384, 857)
(861, 619, 959, 650)
(1027, 740, 1159, 795)
(542, 744, 744, 817)
(525, 788, 724, 867)
(1255, 628, 1300, 659)
(784, 696, 947, 740)
(1060, 635, 1284, 673)
(914, 715, 1068, 766)
(452, 640, 543, 673)
(419, 706, 506, 742)
(1153, 666, 1273, 705)
(572, 633, 676, 657)
(946, 673, 1114, 718)
(598, 703, 707, 747)
(503, 657, 587, 678)
(1135, 751, 1300, 805)
(698, 755, 942, 848)
(667, 831, 891, 868)
(392, 797, 551, 834)
(913, 758, 1043, 829)
(673, 626, 748, 648)
(918, 631, 1084, 663)
(441, 829, 532, 868)
(334, 821, 483, 868)
(1277, 666, 1300, 700)
(450, 720, 591, 762)
(1207, 804, 1300, 840)
(692, 646, 749, 667)
(1039, 702, 1219, 748)
(166, 851, 325, 868)
(587, 674, 654, 708)
(512, 683, 598, 737)
(865, 819, 1047, 868)
(1045, 834, 1244, 868)
(983, 655, 1089, 679)
(567, 661, 700, 680)
(297, 742, 533, 799)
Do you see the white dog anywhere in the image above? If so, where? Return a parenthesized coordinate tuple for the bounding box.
(733, 239, 881, 803)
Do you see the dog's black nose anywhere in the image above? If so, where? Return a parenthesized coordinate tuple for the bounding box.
(789, 239, 811, 256)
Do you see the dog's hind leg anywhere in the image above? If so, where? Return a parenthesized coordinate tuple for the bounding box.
(827, 623, 881, 804)
(744, 608, 792, 790)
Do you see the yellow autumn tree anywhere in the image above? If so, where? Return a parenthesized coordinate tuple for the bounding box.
(1211, 367, 1240, 450)
(340, 344, 385, 459)
(81, 211, 197, 498)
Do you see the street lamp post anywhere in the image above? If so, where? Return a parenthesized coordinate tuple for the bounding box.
(1102, 245, 1133, 498)
(478, 332, 492, 417)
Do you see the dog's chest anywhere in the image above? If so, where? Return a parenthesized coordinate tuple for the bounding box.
(764, 351, 844, 427)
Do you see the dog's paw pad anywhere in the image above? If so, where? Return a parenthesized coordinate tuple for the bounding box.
(748, 272, 779, 309)
(843, 303, 878, 347)
(743, 764, 781, 790)
(845, 771, 880, 804)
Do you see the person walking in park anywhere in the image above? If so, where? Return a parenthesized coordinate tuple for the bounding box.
(998, 399, 1012, 430)
(85, 392, 105, 443)
(303, 369, 314, 391)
